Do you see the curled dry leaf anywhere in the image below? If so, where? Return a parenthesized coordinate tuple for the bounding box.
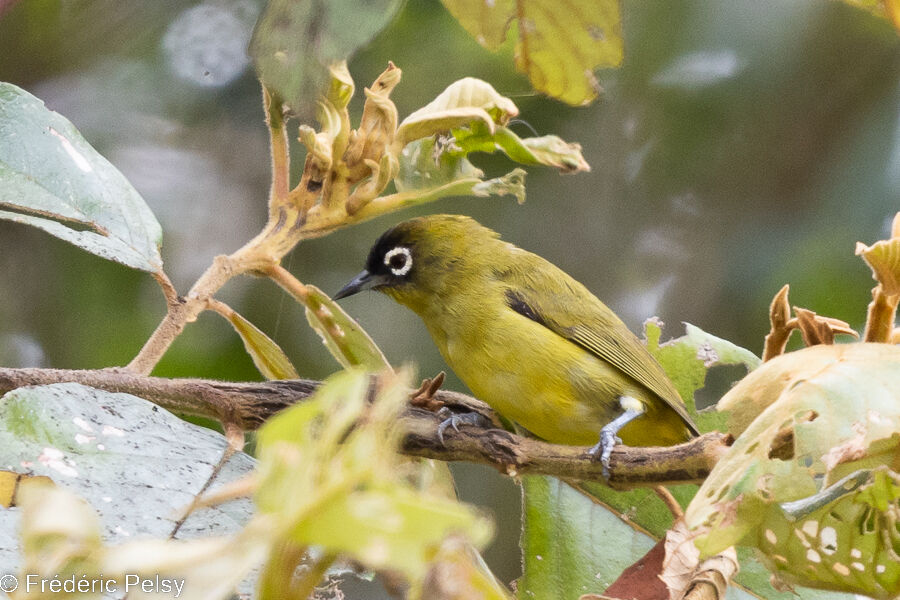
(855, 212, 900, 295)
(660, 520, 701, 599)
(344, 62, 402, 182)
(396, 77, 518, 148)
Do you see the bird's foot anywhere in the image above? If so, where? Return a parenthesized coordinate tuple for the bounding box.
(587, 427, 622, 480)
(436, 407, 492, 445)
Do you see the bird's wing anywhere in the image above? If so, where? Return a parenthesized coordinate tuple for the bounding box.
(499, 259, 698, 434)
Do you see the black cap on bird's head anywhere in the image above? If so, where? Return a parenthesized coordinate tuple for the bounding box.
(333, 214, 500, 303)
(333, 219, 423, 300)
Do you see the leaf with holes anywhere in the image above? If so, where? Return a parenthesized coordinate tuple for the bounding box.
(439, 0, 623, 105)
(303, 284, 390, 371)
(0, 83, 163, 272)
(223, 309, 299, 380)
(685, 344, 900, 598)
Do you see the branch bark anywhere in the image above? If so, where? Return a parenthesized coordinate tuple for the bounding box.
(0, 367, 730, 489)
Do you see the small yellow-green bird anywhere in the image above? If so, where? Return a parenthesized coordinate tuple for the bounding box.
(334, 214, 697, 471)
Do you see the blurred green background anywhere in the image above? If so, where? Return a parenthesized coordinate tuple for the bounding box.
(1, 0, 898, 596)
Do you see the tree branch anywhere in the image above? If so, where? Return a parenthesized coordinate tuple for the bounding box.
(0, 367, 730, 489)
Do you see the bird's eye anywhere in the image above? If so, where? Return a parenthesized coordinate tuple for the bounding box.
(384, 247, 412, 276)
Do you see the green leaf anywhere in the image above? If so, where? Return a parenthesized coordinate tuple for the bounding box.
(303, 284, 390, 371)
(0, 83, 163, 272)
(644, 319, 760, 431)
(223, 309, 299, 380)
(518, 476, 656, 597)
(249, 0, 403, 115)
(439, 0, 623, 105)
(255, 369, 493, 587)
(0, 383, 257, 591)
(685, 344, 900, 598)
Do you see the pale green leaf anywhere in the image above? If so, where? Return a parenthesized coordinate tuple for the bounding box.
(303, 284, 390, 371)
(396, 77, 519, 146)
(395, 136, 485, 192)
(223, 309, 299, 380)
(249, 0, 403, 115)
(439, 0, 623, 105)
(394, 135, 527, 206)
(0, 83, 163, 272)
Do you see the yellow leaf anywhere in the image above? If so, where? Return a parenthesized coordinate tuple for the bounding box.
(440, 0, 623, 105)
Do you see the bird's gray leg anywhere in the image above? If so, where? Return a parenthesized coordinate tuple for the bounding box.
(588, 396, 645, 479)
(436, 407, 493, 445)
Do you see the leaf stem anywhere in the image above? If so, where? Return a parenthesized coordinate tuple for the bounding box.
(266, 264, 309, 304)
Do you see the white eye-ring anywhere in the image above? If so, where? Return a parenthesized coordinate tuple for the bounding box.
(384, 246, 412, 276)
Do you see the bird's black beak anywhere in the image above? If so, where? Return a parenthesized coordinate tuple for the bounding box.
(333, 270, 390, 300)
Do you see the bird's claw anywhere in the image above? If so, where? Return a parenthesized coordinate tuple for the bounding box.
(588, 428, 622, 480)
(436, 408, 490, 445)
